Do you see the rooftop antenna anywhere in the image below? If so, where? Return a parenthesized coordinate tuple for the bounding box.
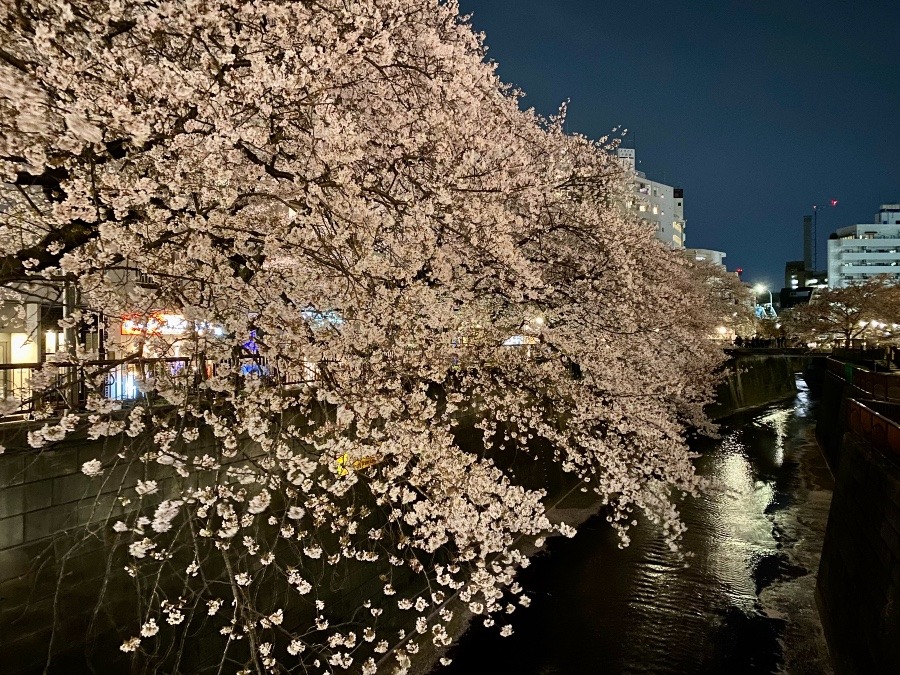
(812, 204, 818, 270)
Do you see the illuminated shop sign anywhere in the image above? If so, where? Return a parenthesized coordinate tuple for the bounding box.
(121, 313, 227, 337)
(121, 313, 190, 336)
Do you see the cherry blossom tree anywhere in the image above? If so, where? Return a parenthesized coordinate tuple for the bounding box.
(781, 277, 900, 348)
(686, 259, 755, 341)
(0, 0, 726, 671)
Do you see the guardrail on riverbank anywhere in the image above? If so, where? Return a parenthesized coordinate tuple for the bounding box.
(817, 395, 900, 673)
(825, 358, 900, 402)
(0, 355, 319, 420)
(847, 399, 900, 461)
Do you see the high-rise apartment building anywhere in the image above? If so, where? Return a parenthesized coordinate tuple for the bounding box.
(616, 148, 686, 249)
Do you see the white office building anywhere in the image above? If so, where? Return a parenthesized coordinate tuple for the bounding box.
(617, 148, 686, 249)
(826, 204, 900, 288)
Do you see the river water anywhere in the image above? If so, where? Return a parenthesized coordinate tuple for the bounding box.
(438, 378, 835, 674)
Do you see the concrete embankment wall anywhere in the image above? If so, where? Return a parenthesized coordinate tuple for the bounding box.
(815, 372, 900, 674)
(0, 416, 434, 674)
(0, 424, 254, 673)
(707, 352, 811, 420)
(0, 432, 136, 673)
(816, 433, 900, 674)
(815, 368, 850, 474)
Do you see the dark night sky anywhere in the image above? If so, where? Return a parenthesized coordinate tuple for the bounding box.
(458, 0, 900, 289)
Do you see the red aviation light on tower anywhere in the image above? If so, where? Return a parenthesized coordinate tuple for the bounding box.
(830, 199, 839, 207)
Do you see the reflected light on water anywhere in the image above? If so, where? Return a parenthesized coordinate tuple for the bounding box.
(754, 408, 791, 467)
(703, 432, 776, 613)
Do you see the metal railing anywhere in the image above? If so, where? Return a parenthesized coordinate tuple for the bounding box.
(830, 347, 890, 363)
(0, 355, 321, 420)
(847, 399, 900, 460)
(826, 358, 900, 402)
(857, 398, 900, 424)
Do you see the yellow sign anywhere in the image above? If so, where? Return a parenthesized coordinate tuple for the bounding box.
(335, 453, 381, 476)
(352, 455, 380, 470)
(336, 453, 349, 476)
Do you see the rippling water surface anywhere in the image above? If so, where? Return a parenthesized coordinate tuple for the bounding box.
(438, 379, 834, 674)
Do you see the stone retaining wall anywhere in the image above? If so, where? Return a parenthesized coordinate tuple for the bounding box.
(816, 433, 900, 674)
(707, 353, 810, 419)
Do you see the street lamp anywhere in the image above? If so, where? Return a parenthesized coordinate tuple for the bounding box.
(753, 284, 772, 307)
(753, 284, 775, 320)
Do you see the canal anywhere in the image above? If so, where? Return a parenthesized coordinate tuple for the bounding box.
(437, 378, 835, 674)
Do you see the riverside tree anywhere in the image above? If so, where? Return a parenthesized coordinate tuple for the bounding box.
(781, 276, 900, 348)
(687, 258, 755, 340)
(0, 1, 726, 671)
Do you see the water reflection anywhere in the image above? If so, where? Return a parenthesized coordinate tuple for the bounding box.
(438, 378, 833, 674)
(754, 407, 792, 467)
(703, 445, 775, 615)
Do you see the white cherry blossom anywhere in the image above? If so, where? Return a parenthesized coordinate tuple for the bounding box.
(0, 0, 726, 671)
